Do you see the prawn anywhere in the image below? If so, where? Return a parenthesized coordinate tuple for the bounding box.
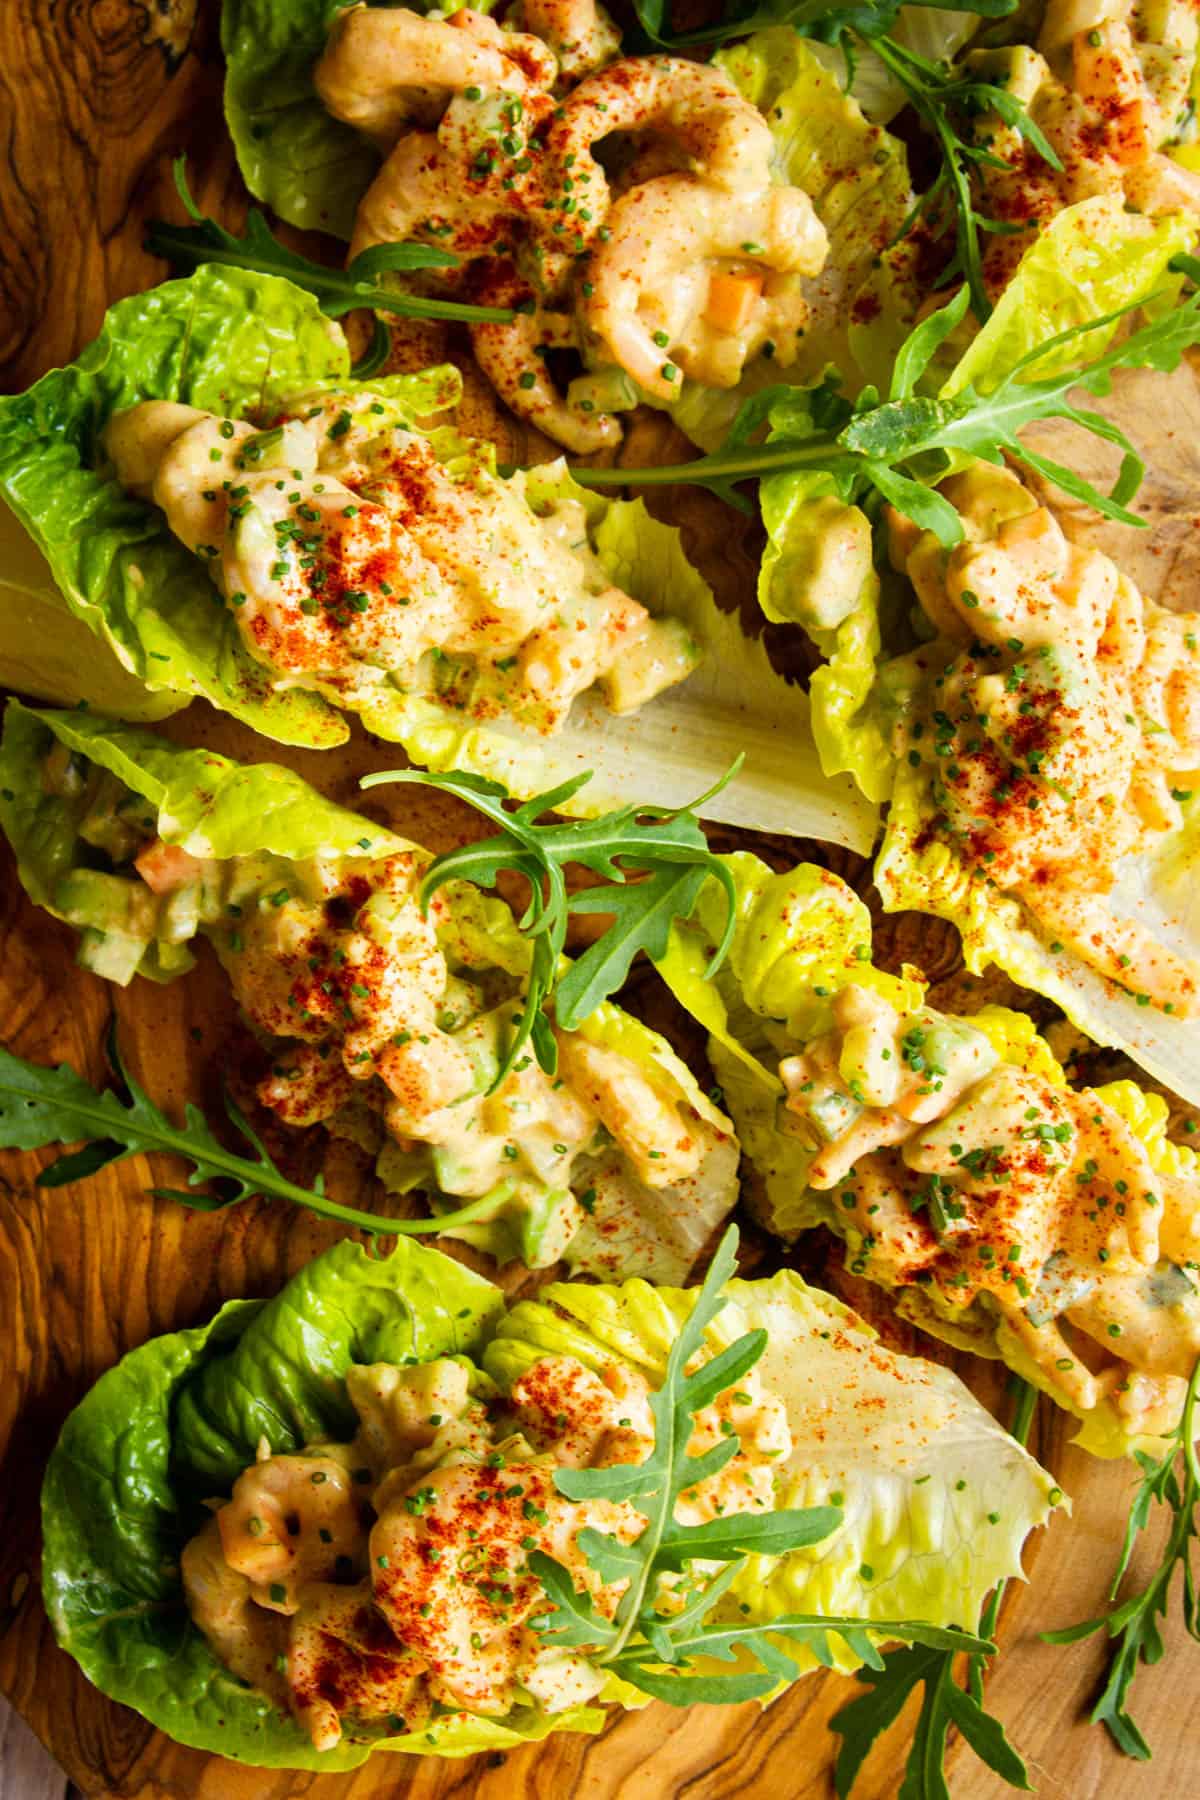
(181, 1518, 289, 1702)
(316, 6, 555, 150)
(511, 0, 620, 81)
(468, 268, 622, 453)
(578, 174, 826, 400)
(217, 1448, 366, 1610)
(541, 56, 776, 241)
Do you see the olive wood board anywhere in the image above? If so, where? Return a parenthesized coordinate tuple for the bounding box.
(2, 2, 1199, 1795)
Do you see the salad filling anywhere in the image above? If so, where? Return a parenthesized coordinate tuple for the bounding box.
(182, 1345, 786, 1750)
(29, 715, 736, 1275)
(777, 983, 1200, 1442)
(314, 10, 829, 449)
(886, 463, 1200, 1016)
(103, 388, 698, 735)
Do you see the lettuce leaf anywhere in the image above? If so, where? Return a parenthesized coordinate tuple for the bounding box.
(0, 267, 350, 747)
(222, 0, 377, 239)
(676, 858, 1200, 1455)
(39, 1239, 601, 1768)
(1, 705, 741, 1279)
(221, 0, 491, 237)
(486, 1267, 1063, 1663)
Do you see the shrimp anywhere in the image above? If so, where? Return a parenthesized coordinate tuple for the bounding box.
(216, 1448, 367, 1611)
(511, 0, 620, 81)
(316, 6, 555, 150)
(181, 1517, 289, 1703)
(349, 123, 540, 263)
(578, 174, 827, 399)
(469, 268, 622, 453)
(542, 57, 776, 235)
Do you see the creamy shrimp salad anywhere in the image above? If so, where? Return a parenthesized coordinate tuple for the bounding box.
(887, 464, 1200, 1016)
(39, 741, 729, 1266)
(102, 388, 698, 733)
(182, 1346, 787, 1747)
(313, 7, 828, 448)
(778, 983, 1200, 1439)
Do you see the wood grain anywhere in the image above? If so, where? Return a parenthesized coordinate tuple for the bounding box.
(1, 4, 1199, 1797)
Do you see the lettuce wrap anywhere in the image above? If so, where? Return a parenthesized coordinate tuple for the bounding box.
(659, 851, 1200, 1458)
(0, 265, 874, 849)
(42, 1233, 1062, 1766)
(750, 202, 1200, 1101)
(0, 701, 738, 1281)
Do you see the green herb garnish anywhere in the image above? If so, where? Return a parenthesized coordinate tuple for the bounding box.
(0, 1026, 512, 1240)
(146, 161, 514, 377)
(831, 1380, 1038, 1796)
(1042, 1356, 1200, 1758)
(359, 764, 740, 1088)
(571, 284, 1200, 546)
(527, 1224, 994, 1700)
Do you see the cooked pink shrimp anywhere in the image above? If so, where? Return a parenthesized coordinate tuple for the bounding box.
(579, 174, 827, 399)
(469, 268, 621, 452)
(316, 6, 555, 149)
(217, 1450, 365, 1610)
(512, 0, 620, 80)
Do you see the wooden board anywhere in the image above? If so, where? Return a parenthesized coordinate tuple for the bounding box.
(1, 4, 1199, 1796)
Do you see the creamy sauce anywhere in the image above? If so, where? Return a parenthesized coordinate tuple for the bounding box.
(103, 390, 699, 734)
(182, 1348, 789, 1749)
(889, 465, 1200, 1015)
(780, 982, 1200, 1436)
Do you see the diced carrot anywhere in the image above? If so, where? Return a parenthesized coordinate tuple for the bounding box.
(703, 271, 764, 334)
(134, 840, 204, 894)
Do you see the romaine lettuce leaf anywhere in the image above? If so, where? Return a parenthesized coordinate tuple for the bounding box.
(40, 1239, 600, 1768)
(221, 0, 490, 237)
(222, 0, 376, 239)
(0, 267, 350, 746)
(486, 1266, 1063, 1662)
(0, 701, 411, 979)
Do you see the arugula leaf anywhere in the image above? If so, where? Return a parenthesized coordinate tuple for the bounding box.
(572, 285, 1200, 545)
(0, 1025, 517, 1240)
(146, 161, 515, 364)
(359, 764, 740, 1088)
(1042, 1356, 1200, 1759)
(527, 1223, 993, 1705)
(831, 1380, 1038, 1797)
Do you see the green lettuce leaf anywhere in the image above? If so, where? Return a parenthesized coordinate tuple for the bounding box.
(1, 267, 871, 848)
(222, 0, 376, 239)
(40, 1239, 603, 1768)
(0, 267, 350, 747)
(0, 509, 184, 722)
(943, 197, 1195, 398)
(0, 706, 741, 1279)
(669, 31, 916, 451)
(486, 1267, 1063, 1664)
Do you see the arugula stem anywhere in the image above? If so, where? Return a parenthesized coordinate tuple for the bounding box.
(567, 436, 843, 491)
(146, 223, 515, 326)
